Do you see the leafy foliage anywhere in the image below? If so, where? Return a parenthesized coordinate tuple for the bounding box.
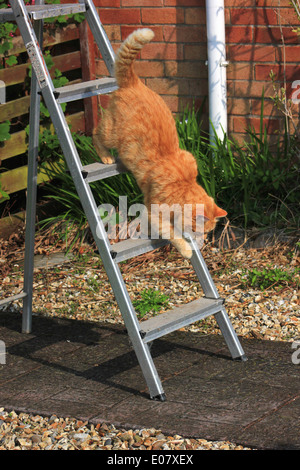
(241, 266, 300, 290)
(176, 97, 300, 231)
(133, 288, 169, 318)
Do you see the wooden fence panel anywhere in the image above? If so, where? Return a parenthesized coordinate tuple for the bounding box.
(0, 20, 97, 236)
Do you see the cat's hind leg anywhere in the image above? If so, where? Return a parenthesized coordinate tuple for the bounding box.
(92, 133, 115, 164)
(92, 110, 116, 164)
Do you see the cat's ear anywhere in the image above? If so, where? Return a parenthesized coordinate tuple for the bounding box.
(214, 205, 227, 219)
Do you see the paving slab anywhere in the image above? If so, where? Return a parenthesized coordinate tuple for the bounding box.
(0, 311, 299, 450)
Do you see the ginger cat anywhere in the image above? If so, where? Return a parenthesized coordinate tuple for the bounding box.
(92, 28, 227, 259)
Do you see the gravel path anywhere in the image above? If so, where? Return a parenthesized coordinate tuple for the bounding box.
(0, 236, 299, 450)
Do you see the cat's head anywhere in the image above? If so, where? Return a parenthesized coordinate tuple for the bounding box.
(191, 197, 227, 235)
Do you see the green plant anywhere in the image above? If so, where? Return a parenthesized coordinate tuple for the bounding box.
(26, 50, 69, 119)
(0, 121, 11, 142)
(0, 11, 17, 69)
(43, 0, 85, 26)
(176, 97, 299, 230)
(0, 177, 9, 202)
(133, 288, 169, 318)
(241, 265, 300, 290)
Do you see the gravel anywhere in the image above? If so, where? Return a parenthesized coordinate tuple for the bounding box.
(0, 238, 299, 450)
(0, 409, 252, 450)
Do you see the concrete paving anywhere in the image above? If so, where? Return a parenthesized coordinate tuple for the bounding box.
(0, 311, 299, 450)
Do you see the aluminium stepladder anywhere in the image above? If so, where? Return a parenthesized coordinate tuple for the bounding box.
(0, 0, 247, 401)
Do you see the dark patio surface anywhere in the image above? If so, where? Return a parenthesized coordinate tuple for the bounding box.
(0, 310, 299, 450)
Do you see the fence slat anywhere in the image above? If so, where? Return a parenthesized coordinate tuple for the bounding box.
(0, 50, 81, 87)
(0, 111, 85, 161)
(1, 95, 30, 121)
(0, 158, 65, 196)
(9, 24, 79, 57)
(0, 131, 27, 161)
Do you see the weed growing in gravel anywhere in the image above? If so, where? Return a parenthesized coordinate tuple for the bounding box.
(241, 266, 300, 290)
(133, 288, 169, 319)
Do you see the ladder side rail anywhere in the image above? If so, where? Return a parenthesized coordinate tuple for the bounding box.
(185, 232, 220, 299)
(22, 0, 44, 334)
(185, 233, 246, 360)
(214, 307, 247, 360)
(79, 0, 115, 76)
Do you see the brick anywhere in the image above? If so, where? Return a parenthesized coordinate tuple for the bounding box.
(255, 64, 299, 82)
(230, 8, 278, 26)
(227, 62, 254, 81)
(254, 26, 300, 44)
(94, 39, 121, 59)
(233, 116, 281, 133)
(255, 64, 280, 81)
(121, 0, 162, 5)
(225, 0, 256, 5)
(97, 0, 120, 6)
(164, 25, 206, 42)
(161, 94, 180, 113)
(234, 80, 274, 98)
(141, 7, 184, 24)
(140, 42, 183, 60)
(100, 24, 121, 42)
(134, 60, 164, 78)
(228, 44, 276, 62)
(185, 7, 206, 25)
(95, 59, 110, 76)
(164, 0, 205, 6)
(165, 60, 207, 79)
(255, 0, 293, 6)
(188, 78, 208, 95)
(99, 94, 110, 109)
(121, 25, 164, 41)
(278, 45, 300, 62)
(146, 77, 190, 95)
(100, 8, 141, 24)
(184, 44, 207, 60)
(226, 26, 253, 43)
(227, 97, 251, 115)
(251, 98, 282, 116)
(277, 8, 300, 25)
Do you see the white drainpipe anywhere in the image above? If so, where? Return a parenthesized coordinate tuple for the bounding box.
(206, 0, 228, 144)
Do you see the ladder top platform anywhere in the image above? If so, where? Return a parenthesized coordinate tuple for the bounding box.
(0, 3, 86, 22)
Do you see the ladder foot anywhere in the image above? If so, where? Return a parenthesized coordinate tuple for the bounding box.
(151, 393, 166, 402)
(234, 354, 248, 362)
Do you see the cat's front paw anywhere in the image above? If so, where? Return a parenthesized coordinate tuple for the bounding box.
(101, 155, 116, 164)
(180, 245, 193, 259)
(176, 240, 193, 259)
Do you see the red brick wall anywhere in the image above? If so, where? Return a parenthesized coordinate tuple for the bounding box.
(94, 0, 300, 141)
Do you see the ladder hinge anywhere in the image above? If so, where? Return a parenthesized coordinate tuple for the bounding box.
(110, 251, 117, 259)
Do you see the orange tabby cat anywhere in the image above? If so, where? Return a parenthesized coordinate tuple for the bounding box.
(92, 28, 227, 259)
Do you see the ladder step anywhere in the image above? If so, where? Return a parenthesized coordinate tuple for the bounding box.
(0, 4, 86, 22)
(111, 238, 169, 263)
(54, 78, 118, 103)
(0, 292, 27, 308)
(82, 160, 127, 183)
(140, 297, 224, 343)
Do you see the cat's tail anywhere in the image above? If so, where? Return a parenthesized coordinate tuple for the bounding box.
(114, 28, 154, 88)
